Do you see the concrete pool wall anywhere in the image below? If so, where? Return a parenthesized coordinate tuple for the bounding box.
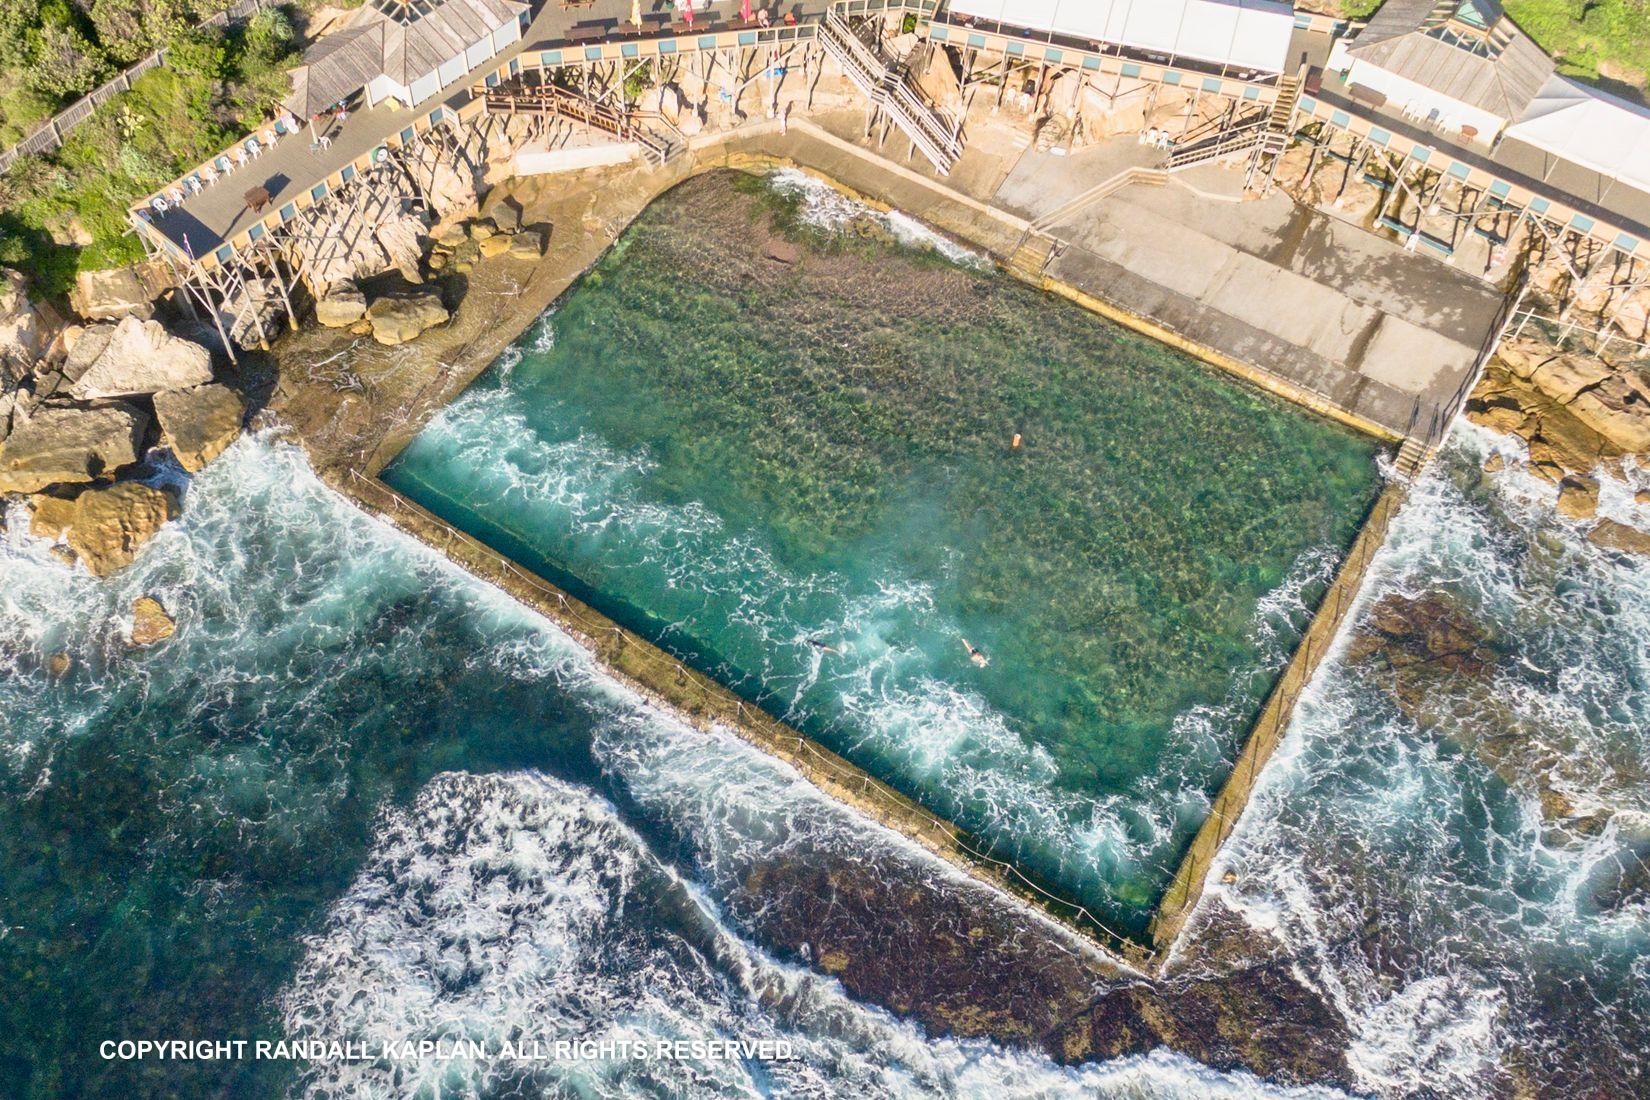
(311, 122, 1411, 971)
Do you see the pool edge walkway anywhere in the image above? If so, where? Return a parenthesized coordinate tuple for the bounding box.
(331, 467, 1157, 976)
(283, 121, 1412, 976)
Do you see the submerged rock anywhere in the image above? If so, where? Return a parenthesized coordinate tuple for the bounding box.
(129, 595, 176, 646)
(153, 383, 246, 472)
(64, 317, 212, 399)
(1348, 592, 1506, 707)
(63, 482, 179, 576)
(0, 402, 147, 493)
(366, 291, 449, 346)
(1589, 519, 1650, 556)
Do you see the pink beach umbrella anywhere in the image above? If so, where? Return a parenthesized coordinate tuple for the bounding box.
(740, 0, 752, 22)
(681, 0, 694, 27)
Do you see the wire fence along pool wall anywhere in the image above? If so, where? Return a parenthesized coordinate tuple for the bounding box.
(339, 467, 1160, 971)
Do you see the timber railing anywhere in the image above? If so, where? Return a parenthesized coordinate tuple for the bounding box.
(0, 0, 273, 175)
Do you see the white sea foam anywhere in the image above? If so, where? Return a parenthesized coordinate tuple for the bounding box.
(283, 767, 1347, 1099)
(1198, 433, 1650, 1097)
(768, 167, 988, 268)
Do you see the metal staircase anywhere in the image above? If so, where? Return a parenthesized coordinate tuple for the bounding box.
(1164, 124, 1263, 172)
(819, 10, 962, 174)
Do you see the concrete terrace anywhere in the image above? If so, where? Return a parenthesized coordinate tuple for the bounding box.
(995, 144, 1504, 439)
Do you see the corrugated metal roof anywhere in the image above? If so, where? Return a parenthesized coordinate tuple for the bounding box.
(1346, 0, 1553, 120)
(384, 0, 527, 85)
(286, 0, 525, 109)
(286, 21, 387, 117)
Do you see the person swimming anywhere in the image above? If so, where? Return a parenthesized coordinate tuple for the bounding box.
(807, 638, 842, 655)
(960, 637, 989, 667)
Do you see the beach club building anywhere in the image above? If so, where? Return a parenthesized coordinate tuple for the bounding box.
(943, 0, 1298, 75)
(1326, 0, 1553, 145)
(285, 0, 531, 119)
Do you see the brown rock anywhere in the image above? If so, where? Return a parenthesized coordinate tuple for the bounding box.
(1564, 370, 1650, 453)
(1527, 411, 1608, 476)
(314, 283, 368, 328)
(64, 482, 179, 576)
(1556, 475, 1600, 520)
(1466, 403, 1527, 434)
(1636, 489, 1650, 506)
(1482, 453, 1505, 473)
(47, 651, 72, 677)
(64, 316, 212, 399)
(507, 229, 546, 260)
(129, 595, 176, 646)
(477, 234, 512, 259)
(0, 403, 147, 493)
(28, 493, 77, 541)
(366, 291, 449, 346)
(153, 383, 246, 472)
(1528, 354, 1610, 404)
(1589, 519, 1650, 556)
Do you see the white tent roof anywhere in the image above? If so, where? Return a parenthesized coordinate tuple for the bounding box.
(946, 0, 1295, 73)
(1505, 75, 1650, 197)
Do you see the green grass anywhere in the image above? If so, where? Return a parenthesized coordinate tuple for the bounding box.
(0, 6, 295, 299)
(1504, 0, 1650, 94)
(1338, 1, 1650, 96)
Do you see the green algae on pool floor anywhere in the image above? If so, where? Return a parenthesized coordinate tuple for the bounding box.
(384, 169, 1386, 937)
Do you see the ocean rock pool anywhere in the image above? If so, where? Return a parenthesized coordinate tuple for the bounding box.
(383, 168, 1386, 938)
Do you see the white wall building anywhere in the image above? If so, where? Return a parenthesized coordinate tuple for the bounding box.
(945, 0, 1296, 75)
(1330, 0, 1551, 144)
(287, 0, 530, 119)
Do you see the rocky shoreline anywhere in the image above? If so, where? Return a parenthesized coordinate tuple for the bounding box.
(1465, 337, 1650, 553)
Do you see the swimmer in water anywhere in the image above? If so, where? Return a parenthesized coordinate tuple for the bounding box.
(960, 637, 989, 667)
(807, 638, 842, 655)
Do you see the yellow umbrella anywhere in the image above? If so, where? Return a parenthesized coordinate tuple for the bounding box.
(631, 0, 642, 26)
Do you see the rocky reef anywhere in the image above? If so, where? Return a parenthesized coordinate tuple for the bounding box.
(0, 266, 246, 576)
(1466, 338, 1650, 550)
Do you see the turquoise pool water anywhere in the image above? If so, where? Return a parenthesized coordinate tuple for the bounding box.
(384, 169, 1385, 936)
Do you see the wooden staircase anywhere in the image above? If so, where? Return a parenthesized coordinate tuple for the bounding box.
(1246, 69, 1304, 191)
(819, 11, 962, 175)
(481, 83, 683, 166)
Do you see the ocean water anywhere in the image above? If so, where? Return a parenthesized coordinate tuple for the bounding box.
(0, 438, 1347, 1099)
(1200, 426, 1650, 1097)
(383, 168, 1384, 937)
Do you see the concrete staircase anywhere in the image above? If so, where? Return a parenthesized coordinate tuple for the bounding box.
(819, 11, 963, 175)
(1395, 435, 1431, 479)
(1004, 233, 1059, 282)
